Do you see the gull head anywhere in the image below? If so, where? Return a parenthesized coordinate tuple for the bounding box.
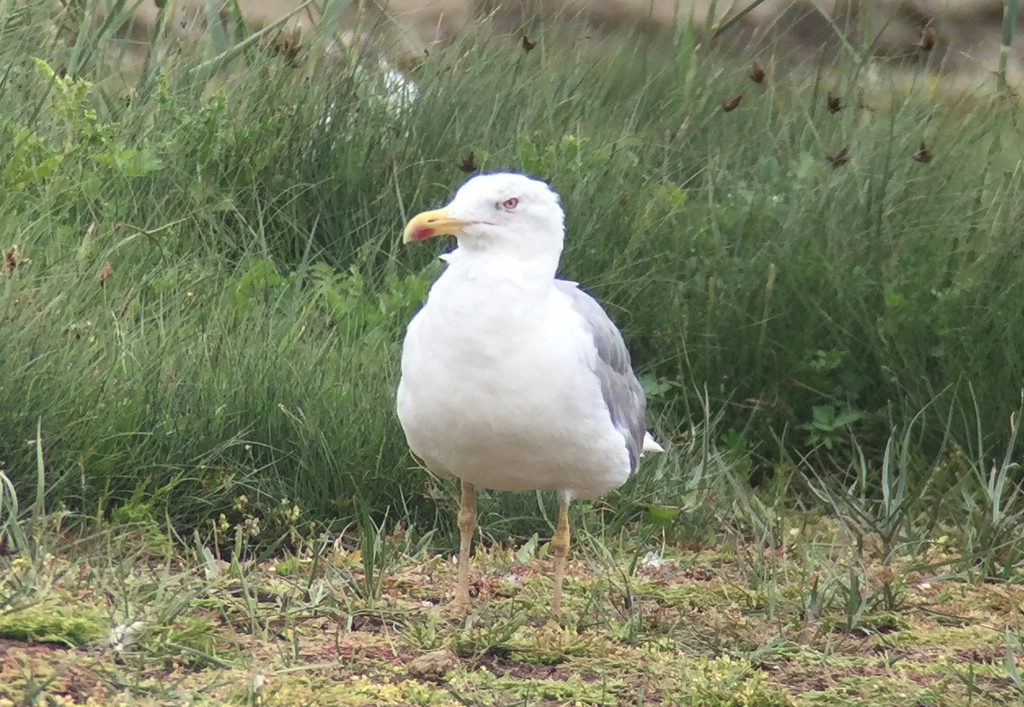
(402, 173, 565, 262)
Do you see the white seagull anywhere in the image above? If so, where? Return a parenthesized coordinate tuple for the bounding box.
(397, 173, 662, 615)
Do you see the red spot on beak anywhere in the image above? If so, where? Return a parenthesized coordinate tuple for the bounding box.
(407, 225, 435, 242)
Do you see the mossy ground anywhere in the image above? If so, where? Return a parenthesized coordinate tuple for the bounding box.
(2, 520, 1022, 706)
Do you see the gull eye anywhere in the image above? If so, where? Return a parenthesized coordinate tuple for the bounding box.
(500, 197, 519, 212)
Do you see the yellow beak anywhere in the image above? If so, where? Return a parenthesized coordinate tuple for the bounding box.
(402, 208, 474, 244)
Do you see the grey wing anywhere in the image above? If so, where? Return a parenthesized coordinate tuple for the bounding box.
(554, 280, 648, 472)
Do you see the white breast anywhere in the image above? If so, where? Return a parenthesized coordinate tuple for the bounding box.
(396, 264, 631, 502)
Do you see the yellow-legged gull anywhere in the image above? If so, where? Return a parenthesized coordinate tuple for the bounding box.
(397, 173, 662, 616)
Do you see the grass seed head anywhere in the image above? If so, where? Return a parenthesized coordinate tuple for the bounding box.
(721, 93, 743, 112)
(912, 141, 933, 163)
(458, 150, 478, 172)
(4, 246, 28, 274)
(826, 145, 850, 168)
(915, 25, 936, 52)
(749, 60, 766, 84)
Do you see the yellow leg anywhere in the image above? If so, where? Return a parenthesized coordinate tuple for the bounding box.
(453, 481, 476, 609)
(550, 500, 571, 616)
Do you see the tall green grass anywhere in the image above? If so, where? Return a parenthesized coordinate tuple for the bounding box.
(1, 1, 1023, 547)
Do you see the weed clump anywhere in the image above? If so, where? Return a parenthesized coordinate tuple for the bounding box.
(0, 603, 105, 647)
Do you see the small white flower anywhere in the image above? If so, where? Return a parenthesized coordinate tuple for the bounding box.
(640, 551, 665, 570)
(499, 571, 522, 585)
(109, 621, 145, 652)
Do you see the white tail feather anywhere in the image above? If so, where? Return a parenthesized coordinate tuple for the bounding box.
(642, 433, 664, 454)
